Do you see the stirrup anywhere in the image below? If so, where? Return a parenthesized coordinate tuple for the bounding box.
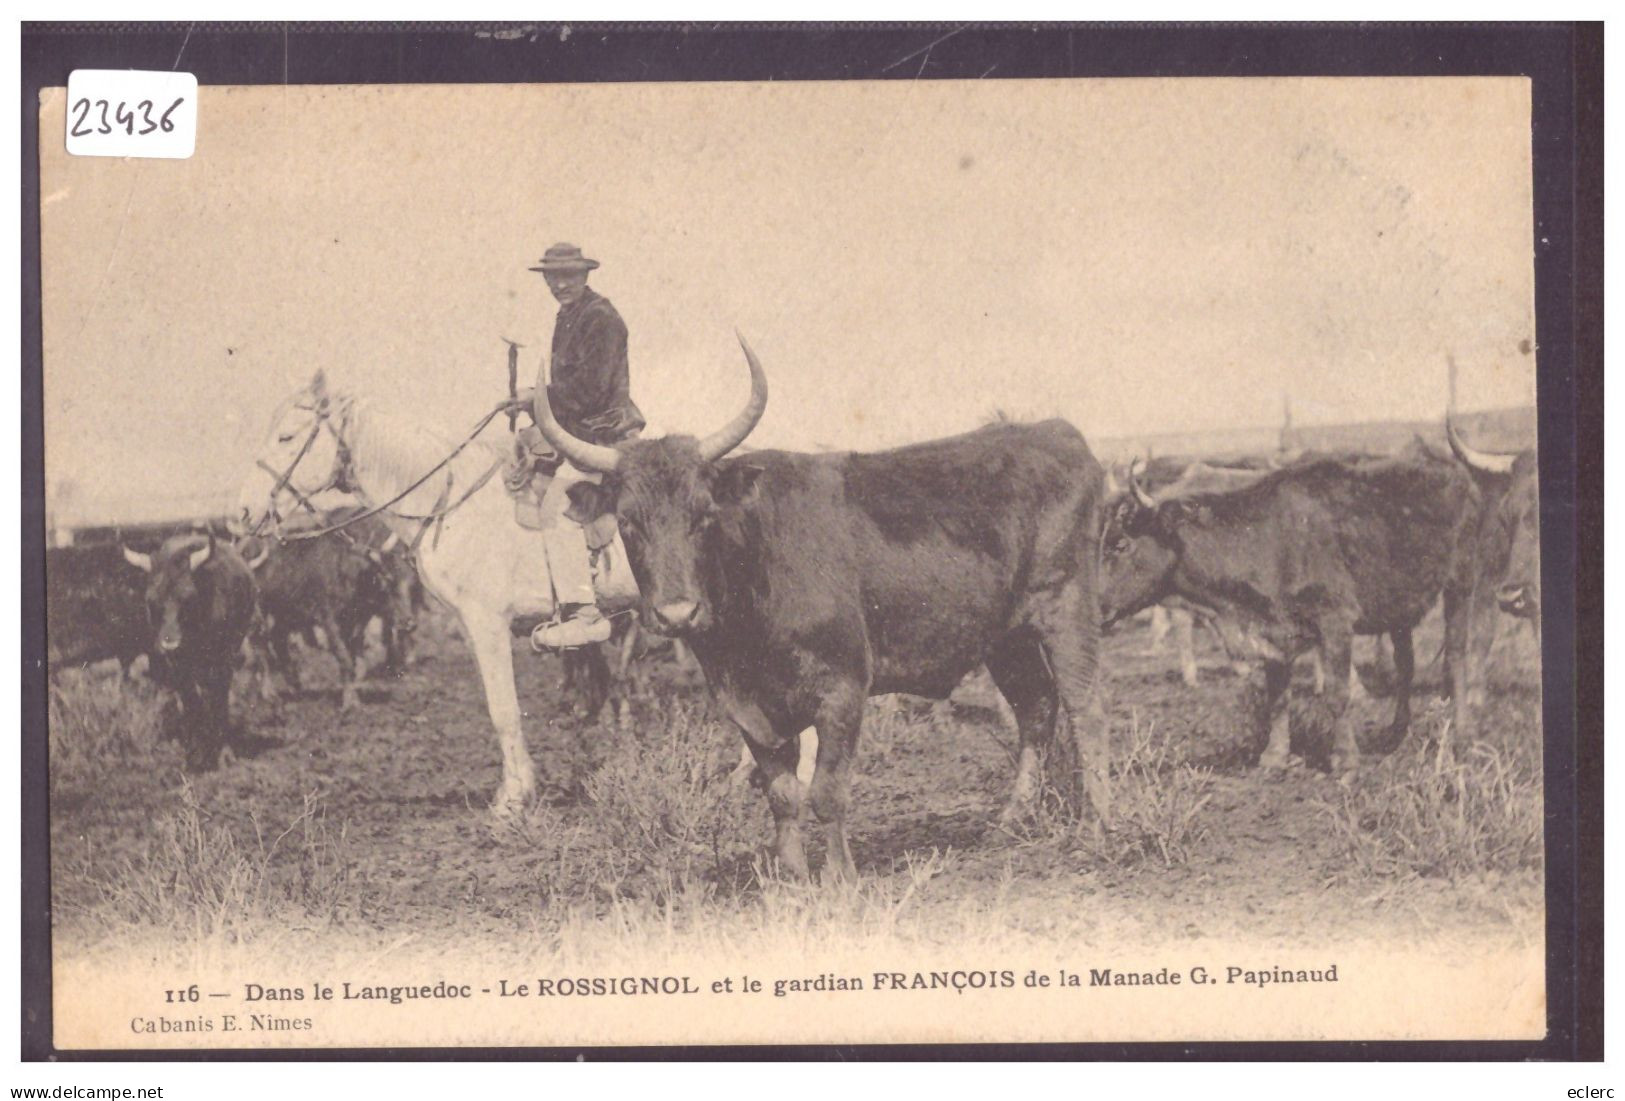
(530, 610, 612, 651)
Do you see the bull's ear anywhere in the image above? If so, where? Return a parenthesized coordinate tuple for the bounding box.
(1166, 500, 1213, 528)
(188, 541, 213, 571)
(240, 539, 270, 571)
(712, 461, 765, 507)
(122, 546, 153, 573)
(564, 481, 614, 525)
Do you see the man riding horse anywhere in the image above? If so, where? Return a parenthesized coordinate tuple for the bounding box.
(512, 243, 645, 649)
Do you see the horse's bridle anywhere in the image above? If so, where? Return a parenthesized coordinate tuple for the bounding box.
(251, 399, 353, 538)
(252, 392, 512, 546)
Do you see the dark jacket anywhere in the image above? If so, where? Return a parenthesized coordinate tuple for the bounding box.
(543, 287, 645, 445)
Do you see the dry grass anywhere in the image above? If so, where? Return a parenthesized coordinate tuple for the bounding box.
(495, 700, 765, 911)
(48, 670, 165, 792)
(47, 630, 1543, 969)
(1107, 720, 1215, 867)
(1316, 725, 1543, 884)
(58, 782, 363, 951)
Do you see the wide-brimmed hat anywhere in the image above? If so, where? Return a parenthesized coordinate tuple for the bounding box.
(528, 243, 600, 273)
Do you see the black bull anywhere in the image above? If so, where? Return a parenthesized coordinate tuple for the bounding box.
(124, 533, 257, 771)
(536, 339, 1110, 881)
(1101, 454, 1479, 772)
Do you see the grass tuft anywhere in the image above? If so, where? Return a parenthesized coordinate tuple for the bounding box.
(1317, 727, 1542, 884)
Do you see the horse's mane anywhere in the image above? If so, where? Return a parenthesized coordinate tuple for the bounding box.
(327, 387, 510, 499)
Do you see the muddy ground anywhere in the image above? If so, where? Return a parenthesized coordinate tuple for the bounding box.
(49, 603, 1544, 963)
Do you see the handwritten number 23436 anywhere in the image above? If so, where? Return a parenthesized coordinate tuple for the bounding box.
(68, 96, 184, 138)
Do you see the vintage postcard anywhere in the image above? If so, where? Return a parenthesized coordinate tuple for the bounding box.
(38, 73, 1545, 1051)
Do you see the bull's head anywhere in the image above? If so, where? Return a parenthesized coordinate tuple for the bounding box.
(1098, 458, 1187, 626)
(235, 370, 351, 536)
(1491, 454, 1541, 621)
(1447, 417, 1540, 621)
(125, 533, 217, 654)
(532, 334, 768, 636)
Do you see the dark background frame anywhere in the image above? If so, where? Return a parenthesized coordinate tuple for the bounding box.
(20, 21, 1603, 1062)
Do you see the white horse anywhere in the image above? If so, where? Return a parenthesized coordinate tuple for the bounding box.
(236, 370, 628, 817)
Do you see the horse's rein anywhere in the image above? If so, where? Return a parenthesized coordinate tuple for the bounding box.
(268, 400, 512, 544)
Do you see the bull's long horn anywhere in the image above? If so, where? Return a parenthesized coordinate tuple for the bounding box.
(122, 546, 153, 573)
(696, 333, 769, 463)
(1446, 416, 1517, 476)
(531, 387, 622, 474)
(1127, 457, 1157, 509)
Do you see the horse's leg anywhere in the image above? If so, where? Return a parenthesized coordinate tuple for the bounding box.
(459, 606, 536, 816)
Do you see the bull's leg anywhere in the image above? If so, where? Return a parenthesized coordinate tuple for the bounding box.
(1387, 627, 1415, 743)
(184, 673, 227, 772)
(318, 613, 360, 712)
(1346, 636, 1370, 702)
(611, 621, 640, 728)
(1317, 625, 1359, 775)
(1253, 660, 1293, 770)
(560, 646, 610, 722)
(1174, 608, 1199, 686)
(807, 684, 864, 883)
(341, 613, 372, 688)
(460, 608, 536, 817)
(984, 632, 1059, 825)
(724, 695, 810, 880)
(247, 638, 279, 703)
(270, 630, 301, 694)
(1445, 584, 1480, 744)
(727, 741, 757, 788)
(1035, 584, 1111, 835)
(744, 735, 810, 881)
(1144, 605, 1172, 655)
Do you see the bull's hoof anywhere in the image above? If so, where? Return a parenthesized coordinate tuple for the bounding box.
(1257, 748, 1292, 772)
(996, 799, 1034, 827)
(1328, 750, 1361, 778)
(820, 856, 858, 885)
(1073, 815, 1108, 850)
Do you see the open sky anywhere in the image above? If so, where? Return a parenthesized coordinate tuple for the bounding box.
(40, 77, 1535, 519)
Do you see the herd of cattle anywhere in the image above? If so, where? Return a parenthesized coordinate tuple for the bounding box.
(45, 349, 1541, 881)
(48, 507, 423, 770)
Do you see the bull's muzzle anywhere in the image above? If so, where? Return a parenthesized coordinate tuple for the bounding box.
(158, 634, 183, 653)
(1497, 582, 1536, 617)
(651, 599, 705, 636)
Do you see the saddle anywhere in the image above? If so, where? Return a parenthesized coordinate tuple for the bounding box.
(504, 426, 635, 609)
(504, 426, 561, 531)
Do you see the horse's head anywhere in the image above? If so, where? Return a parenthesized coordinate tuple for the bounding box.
(234, 370, 353, 536)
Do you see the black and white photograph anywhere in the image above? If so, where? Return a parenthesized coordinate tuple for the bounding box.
(23, 24, 1592, 1056)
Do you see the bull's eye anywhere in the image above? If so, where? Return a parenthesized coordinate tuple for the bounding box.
(1110, 537, 1131, 556)
(277, 433, 296, 444)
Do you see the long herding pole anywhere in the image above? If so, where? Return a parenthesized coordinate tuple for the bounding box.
(502, 337, 524, 432)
